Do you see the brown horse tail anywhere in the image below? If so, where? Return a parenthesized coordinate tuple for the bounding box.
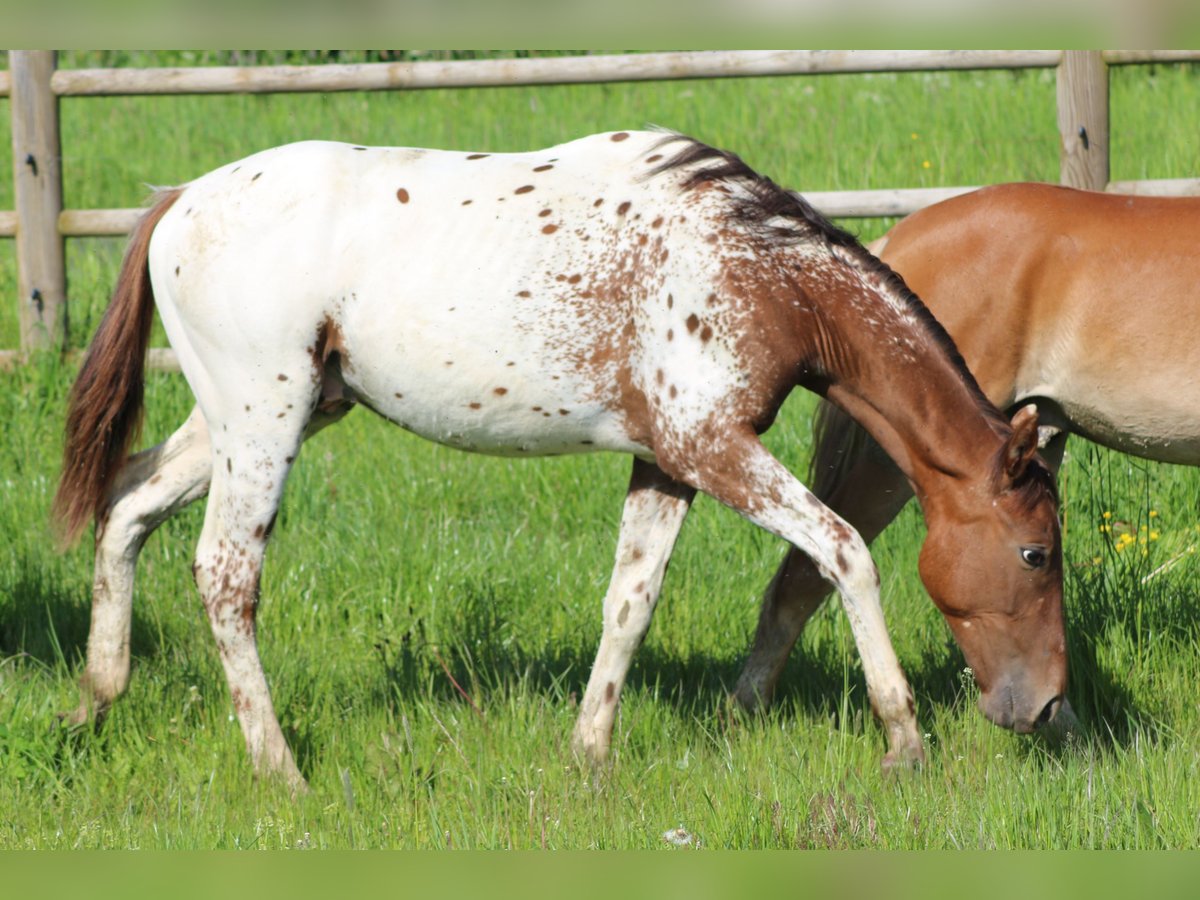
(52, 188, 183, 546)
(807, 398, 872, 500)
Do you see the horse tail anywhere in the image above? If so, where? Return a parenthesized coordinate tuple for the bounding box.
(807, 399, 871, 500)
(52, 188, 183, 546)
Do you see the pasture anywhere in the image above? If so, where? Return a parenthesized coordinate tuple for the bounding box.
(1, 53, 1200, 848)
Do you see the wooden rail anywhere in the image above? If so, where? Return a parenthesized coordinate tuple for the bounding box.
(4, 48, 1200, 361)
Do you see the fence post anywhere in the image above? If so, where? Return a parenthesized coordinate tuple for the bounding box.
(10, 50, 66, 353)
(1056, 50, 1109, 190)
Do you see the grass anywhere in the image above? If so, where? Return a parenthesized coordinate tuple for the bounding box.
(1, 55, 1200, 849)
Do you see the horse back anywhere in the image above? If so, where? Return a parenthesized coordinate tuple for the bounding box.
(146, 133, 794, 460)
(879, 182, 1200, 460)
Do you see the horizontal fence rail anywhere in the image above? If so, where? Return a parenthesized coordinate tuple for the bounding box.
(3, 50, 1200, 100)
(3, 48, 1200, 364)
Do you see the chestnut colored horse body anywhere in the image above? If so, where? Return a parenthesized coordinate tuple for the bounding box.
(54, 135, 1065, 787)
(737, 181, 1200, 715)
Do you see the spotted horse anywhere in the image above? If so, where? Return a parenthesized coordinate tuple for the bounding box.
(54, 131, 1066, 789)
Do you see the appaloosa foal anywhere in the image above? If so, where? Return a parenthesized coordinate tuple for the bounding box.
(55, 132, 1066, 787)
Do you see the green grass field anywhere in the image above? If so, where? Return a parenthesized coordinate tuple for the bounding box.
(1, 54, 1200, 848)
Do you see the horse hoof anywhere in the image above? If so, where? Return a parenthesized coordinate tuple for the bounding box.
(569, 731, 612, 770)
(729, 684, 773, 715)
(54, 703, 100, 733)
(881, 744, 925, 775)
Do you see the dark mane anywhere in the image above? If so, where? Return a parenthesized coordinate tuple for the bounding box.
(648, 133, 862, 249)
(649, 133, 1006, 429)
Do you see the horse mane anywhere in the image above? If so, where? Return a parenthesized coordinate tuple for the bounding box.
(649, 133, 1005, 429)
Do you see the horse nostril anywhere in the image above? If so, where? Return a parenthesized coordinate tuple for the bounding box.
(1034, 695, 1063, 729)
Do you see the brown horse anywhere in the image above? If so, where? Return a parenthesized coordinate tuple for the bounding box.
(736, 181, 1200, 716)
(53, 134, 1065, 787)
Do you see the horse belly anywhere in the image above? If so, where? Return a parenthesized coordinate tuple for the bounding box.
(1024, 271, 1200, 466)
(331, 261, 649, 458)
(1055, 388, 1200, 464)
(340, 325, 644, 457)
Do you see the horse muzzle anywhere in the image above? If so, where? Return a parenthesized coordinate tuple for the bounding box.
(978, 680, 1067, 734)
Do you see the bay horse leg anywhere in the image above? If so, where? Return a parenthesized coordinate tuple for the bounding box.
(675, 428, 924, 768)
(571, 458, 695, 764)
(734, 438, 911, 713)
(67, 406, 212, 725)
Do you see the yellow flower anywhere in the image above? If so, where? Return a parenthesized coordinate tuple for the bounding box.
(911, 132, 919, 140)
(1103, 511, 1113, 519)
(1150, 530, 1160, 541)
(1149, 510, 1159, 518)
(922, 160, 932, 169)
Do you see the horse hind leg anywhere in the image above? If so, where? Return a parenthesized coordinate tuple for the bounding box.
(67, 406, 212, 726)
(572, 459, 695, 765)
(190, 383, 323, 788)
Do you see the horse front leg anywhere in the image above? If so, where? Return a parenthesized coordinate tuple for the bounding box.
(572, 458, 695, 765)
(68, 406, 212, 726)
(667, 425, 924, 771)
(735, 412, 912, 713)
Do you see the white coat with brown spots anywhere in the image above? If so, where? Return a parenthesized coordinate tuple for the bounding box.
(55, 130, 1065, 789)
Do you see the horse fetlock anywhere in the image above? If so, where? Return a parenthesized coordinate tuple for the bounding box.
(60, 675, 117, 731)
(730, 665, 777, 713)
(881, 741, 925, 775)
(240, 713, 301, 776)
(569, 715, 613, 767)
(80, 667, 127, 713)
(869, 684, 923, 765)
(250, 743, 307, 792)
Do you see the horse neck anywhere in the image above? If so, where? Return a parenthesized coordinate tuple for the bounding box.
(797, 246, 1005, 503)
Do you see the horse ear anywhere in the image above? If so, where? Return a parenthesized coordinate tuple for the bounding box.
(1003, 404, 1040, 482)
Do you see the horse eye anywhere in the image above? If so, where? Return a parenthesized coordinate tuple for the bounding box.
(1020, 547, 1047, 568)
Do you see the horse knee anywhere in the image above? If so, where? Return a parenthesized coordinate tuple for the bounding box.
(820, 537, 879, 599)
(192, 545, 261, 638)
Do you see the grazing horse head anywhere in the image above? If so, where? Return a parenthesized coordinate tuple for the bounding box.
(916, 404, 1066, 732)
(803, 226, 1068, 738)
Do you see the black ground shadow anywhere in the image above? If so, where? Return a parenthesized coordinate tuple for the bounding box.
(347, 569, 1163, 776)
(9, 547, 1163, 778)
(0, 552, 161, 689)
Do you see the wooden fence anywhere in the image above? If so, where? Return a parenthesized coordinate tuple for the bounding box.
(5, 49, 1200, 366)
